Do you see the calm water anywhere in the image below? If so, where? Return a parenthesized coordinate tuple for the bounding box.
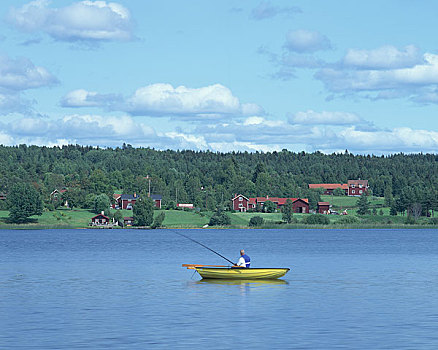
(1, 228, 438, 349)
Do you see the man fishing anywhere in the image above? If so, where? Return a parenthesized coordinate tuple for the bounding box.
(235, 249, 250, 268)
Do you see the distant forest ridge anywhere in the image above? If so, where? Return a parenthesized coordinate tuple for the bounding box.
(0, 144, 437, 209)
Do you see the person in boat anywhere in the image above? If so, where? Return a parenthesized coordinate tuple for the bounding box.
(235, 249, 250, 268)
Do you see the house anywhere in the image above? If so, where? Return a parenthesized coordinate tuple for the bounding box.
(232, 195, 309, 213)
(177, 203, 194, 209)
(90, 213, 110, 226)
(309, 179, 369, 197)
(123, 217, 134, 226)
(317, 202, 331, 214)
(231, 194, 250, 212)
(151, 194, 162, 209)
(50, 189, 68, 207)
(112, 193, 122, 209)
(0, 193, 6, 201)
(116, 193, 162, 209)
(347, 179, 369, 197)
(308, 183, 348, 195)
(119, 193, 140, 209)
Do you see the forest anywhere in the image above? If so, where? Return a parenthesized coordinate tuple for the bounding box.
(0, 144, 437, 216)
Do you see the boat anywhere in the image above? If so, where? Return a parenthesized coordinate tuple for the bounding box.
(183, 264, 290, 280)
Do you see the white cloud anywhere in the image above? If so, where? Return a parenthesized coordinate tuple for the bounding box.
(284, 30, 331, 53)
(289, 110, 362, 125)
(8, 0, 133, 42)
(0, 54, 57, 91)
(126, 83, 262, 119)
(316, 50, 438, 102)
(343, 45, 422, 70)
(60, 89, 120, 107)
(250, 1, 301, 20)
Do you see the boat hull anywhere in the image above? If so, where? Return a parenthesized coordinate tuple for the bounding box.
(195, 267, 290, 280)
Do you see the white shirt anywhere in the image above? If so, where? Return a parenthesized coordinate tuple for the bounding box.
(237, 256, 246, 267)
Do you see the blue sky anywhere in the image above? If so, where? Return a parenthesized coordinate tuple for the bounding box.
(0, 0, 437, 154)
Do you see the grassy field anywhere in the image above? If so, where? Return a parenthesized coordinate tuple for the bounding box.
(320, 195, 385, 210)
(0, 205, 435, 229)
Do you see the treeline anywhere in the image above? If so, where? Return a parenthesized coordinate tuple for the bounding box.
(0, 144, 437, 215)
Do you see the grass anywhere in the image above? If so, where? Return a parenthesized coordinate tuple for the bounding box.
(0, 206, 436, 229)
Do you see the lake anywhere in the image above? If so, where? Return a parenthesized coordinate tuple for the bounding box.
(1, 228, 438, 349)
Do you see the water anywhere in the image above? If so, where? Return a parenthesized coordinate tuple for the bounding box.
(1, 228, 438, 349)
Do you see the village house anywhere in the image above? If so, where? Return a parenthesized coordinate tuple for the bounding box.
(90, 213, 110, 226)
(231, 195, 309, 213)
(113, 193, 162, 210)
(123, 217, 134, 226)
(308, 179, 369, 197)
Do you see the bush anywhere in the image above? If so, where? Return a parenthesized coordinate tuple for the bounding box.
(335, 215, 359, 224)
(249, 216, 264, 227)
(429, 217, 438, 225)
(209, 210, 231, 226)
(302, 214, 330, 225)
(405, 215, 416, 225)
(151, 212, 165, 229)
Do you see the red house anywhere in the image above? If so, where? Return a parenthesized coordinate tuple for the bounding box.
(308, 183, 348, 195)
(233, 195, 309, 213)
(231, 194, 250, 212)
(115, 193, 162, 209)
(317, 202, 330, 214)
(91, 213, 110, 226)
(309, 179, 369, 197)
(347, 179, 369, 197)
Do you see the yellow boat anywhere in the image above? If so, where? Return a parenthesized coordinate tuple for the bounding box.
(183, 264, 290, 280)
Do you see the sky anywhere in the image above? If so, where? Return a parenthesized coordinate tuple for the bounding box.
(0, 0, 437, 154)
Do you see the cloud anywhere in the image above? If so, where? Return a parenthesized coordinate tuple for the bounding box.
(284, 29, 331, 53)
(125, 83, 263, 119)
(250, 1, 301, 20)
(317, 52, 438, 92)
(289, 110, 362, 125)
(60, 89, 121, 107)
(343, 45, 422, 70)
(8, 0, 134, 42)
(0, 54, 57, 91)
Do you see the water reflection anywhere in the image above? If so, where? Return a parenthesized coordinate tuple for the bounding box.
(197, 279, 288, 286)
(187, 278, 288, 295)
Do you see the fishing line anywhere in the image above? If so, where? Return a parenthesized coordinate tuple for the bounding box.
(169, 229, 235, 266)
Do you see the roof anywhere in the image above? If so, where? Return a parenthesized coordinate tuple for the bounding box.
(123, 217, 134, 220)
(151, 194, 162, 200)
(91, 213, 109, 220)
(318, 202, 330, 206)
(231, 194, 249, 201)
(249, 197, 309, 204)
(309, 184, 348, 190)
(121, 194, 140, 200)
(348, 179, 368, 186)
(113, 193, 122, 200)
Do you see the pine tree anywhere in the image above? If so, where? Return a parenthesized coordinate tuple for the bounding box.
(357, 193, 370, 215)
(133, 197, 154, 226)
(282, 199, 294, 223)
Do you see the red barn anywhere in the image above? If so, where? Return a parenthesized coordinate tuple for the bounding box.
(317, 202, 330, 214)
(231, 194, 250, 212)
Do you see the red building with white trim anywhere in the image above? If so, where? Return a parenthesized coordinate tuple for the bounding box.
(231, 195, 309, 213)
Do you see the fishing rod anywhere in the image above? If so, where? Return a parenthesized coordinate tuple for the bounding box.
(171, 230, 236, 266)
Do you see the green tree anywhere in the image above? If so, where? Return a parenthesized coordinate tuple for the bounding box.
(152, 211, 165, 229)
(249, 215, 264, 227)
(94, 194, 111, 214)
(357, 193, 370, 215)
(333, 187, 345, 196)
(282, 199, 294, 223)
(8, 183, 43, 223)
(114, 210, 123, 226)
(263, 200, 276, 213)
(209, 209, 231, 226)
(133, 197, 154, 226)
